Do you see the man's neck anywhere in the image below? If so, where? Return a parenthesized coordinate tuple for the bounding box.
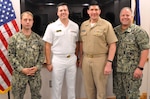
(60, 19, 69, 27)
(121, 24, 131, 31)
(90, 18, 99, 23)
(22, 29, 32, 36)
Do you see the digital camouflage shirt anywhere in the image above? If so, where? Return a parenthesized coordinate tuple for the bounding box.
(114, 24, 150, 73)
(8, 31, 45, 74)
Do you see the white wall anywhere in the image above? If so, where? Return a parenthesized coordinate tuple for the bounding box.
(132, 0, 150, 98)
(12, 0, 20, 29)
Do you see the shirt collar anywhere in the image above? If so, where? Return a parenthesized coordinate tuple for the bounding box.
(117, 24, 134, 34)
(56, 18, 70, 26)
(84, 17, 102, 26)
(19, 31, 34, 39)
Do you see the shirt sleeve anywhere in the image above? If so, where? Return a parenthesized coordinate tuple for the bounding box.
(76, 24, 79, 42)
(35, 38, 45, 70)
(106, 22, 118, 44)
(43, 24, 54, 44)
(135, 29, 150, 50)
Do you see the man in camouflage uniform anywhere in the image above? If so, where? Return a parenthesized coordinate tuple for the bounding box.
(8, 11, 45, 99)
(113, 7, 150, 99)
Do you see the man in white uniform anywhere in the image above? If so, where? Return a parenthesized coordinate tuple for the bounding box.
(43, 2, 79, 99)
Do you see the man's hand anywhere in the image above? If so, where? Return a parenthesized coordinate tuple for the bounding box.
(104, 62, 112, 75)
(21, 66, 38, 76)
(30, 66, 38, 75)
(47, 64, 53, 72)
(21, 68, 31, 75)
(134, 68, 143, 79)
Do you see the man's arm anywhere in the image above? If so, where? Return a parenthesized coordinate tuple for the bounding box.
(107, 42, 116, 61)
(8, 36, 31, 75)
(134, 29, 150, 78)
(75, 41, 80, 56)
(30, 39, 45, 75)
(35, 39, 45, 70)
(45, 42, 53, 71)
(78, 42, 83, 67)
(75, 41, 80, 67)
(138, 49, 149, 68)
(104, 42, 116, 74)
(8, 37, 24, 72)
(134, 49, 149, 78)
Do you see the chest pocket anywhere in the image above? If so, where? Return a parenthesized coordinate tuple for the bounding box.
(124, 34, 136, 46)
(93, 30, 104, 37)
(119, 33, 137, 52)
(16, 40, 26, 50)
(80, 31, 87, 36)
(92, 30, 105, 43)
(30, 40, 40, 51)
(70, 31, 78, 37)
(54, 30, 64, 36)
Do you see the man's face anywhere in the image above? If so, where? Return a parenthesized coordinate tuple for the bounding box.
(87, 5, 101, 21)
(57, 5, 69, 20)
(120, 8, 133, 26)
(21, 13, 33, 30)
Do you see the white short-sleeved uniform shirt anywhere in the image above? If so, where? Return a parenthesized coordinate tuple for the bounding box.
(43, 19, 79, 55)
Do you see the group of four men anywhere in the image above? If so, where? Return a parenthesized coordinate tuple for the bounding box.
(8, 0, 149, 99)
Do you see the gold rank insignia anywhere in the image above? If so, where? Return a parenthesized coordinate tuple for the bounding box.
(81, 30, 86, 32)
(56, 30, 62, 32)
(70, 31, 77, 33)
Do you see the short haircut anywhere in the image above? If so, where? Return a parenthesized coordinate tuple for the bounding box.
(56, 2, 68, 10)
(21, 11, 33, 19)
(88, 0, 100, 8)
(120, 7, 133, 16)
(120, 7, 133, 13)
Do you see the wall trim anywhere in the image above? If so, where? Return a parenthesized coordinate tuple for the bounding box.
(78, 93, 147, 99)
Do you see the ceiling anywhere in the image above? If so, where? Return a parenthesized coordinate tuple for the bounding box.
(25, 0, 114, 6)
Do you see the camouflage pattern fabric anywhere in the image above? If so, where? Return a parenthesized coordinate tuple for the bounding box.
(113, 72, 141, 99)
(8, 31, 45, 99)
(113, 24, 150, 99)
(114, 24, 150, 73)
